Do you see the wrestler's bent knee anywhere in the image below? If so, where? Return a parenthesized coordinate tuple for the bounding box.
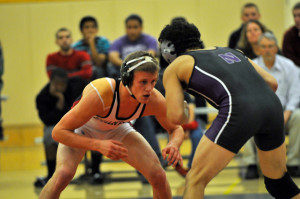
(264, 172, 300, 199)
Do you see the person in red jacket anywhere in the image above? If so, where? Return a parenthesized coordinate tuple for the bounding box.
(46, 28, 92, 81)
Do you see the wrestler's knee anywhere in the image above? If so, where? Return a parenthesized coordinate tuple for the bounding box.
(186, 168, 210, 188)
(52, 165, 76, 188)
(147, 166, 167, 188)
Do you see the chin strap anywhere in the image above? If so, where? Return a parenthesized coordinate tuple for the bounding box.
(125, 85, 136, 99)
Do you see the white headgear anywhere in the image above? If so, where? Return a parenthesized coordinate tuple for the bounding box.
(160, 40, 177, 64)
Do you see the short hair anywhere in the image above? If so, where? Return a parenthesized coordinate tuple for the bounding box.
(159, 21, 202, 56)
(171, 16, 187, 24)
(50, 68, 68, 81)
(55, 27, 71, 39)
(242, 3, 260, 15)
(125, 14, 143, 25)
(293, 2, 300, 10)
(237, 19, 267, 50)
(79, 16, 98, 31)
(258, 32, 278, 46)
(121, 51, 159, 86)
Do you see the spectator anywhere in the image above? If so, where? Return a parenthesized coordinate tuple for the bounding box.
(34, 68, 86, 187)
(107, 14, 157, 78)
(282, 2, 300, 67)
(243, 32, 300, 179)
(228, 3, 261, 49)
(237, 19, 268, 59)
(0, 41, 4, 140)
(46, 28, 92, 81)
(72, 16, 110, 79)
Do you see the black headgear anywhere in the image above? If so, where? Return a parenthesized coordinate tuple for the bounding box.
(120, 56, 155, 86)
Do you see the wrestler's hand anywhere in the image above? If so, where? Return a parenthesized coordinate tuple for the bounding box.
(162, 144, 183, 167)
(98, 140, 128, 160)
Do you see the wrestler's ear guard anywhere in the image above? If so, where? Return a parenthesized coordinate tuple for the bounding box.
(160, 40, 177, 64)
(120, 61, 132, 86)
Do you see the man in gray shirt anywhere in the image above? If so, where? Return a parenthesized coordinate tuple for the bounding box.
(242, 32, 300, 178)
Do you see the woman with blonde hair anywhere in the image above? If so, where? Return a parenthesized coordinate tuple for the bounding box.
(237, 19, 268, 58)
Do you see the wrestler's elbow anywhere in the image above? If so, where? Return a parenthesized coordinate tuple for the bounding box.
(52, 125, 62, 143)
(167, 109, 185, 125)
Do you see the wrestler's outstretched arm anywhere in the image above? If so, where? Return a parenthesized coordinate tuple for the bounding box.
(146, 89, 185, 167)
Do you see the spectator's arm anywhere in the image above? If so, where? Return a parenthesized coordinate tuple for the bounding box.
(284, 110, 292, 125)
(285, 64, 300, 112)
(36, 94, 66, 125)
(89, 39, 107, 68)
(68, 53, 92, 80)
(46, 55, 57, 79)
(109, 51, 123, 67)
(147, 36, 158, 57)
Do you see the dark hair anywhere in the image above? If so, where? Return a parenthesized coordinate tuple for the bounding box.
(171, 16, 187, 24)
(121, 51, 159, 86)
(242, 3, 260, 14)
(79, 16, 98, 31)
(125, 14, 143, 25)
(159, 21, 202, 56)
(55, 27, 71, 39)
(50, 68, 68, 81)
(293, 2, 300, 10)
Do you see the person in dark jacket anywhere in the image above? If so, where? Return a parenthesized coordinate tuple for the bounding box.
(34, 68, 86, 187)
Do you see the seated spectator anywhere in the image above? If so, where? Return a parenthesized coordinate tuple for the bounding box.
(282, 2, 300, 67)
(228, 3, 261, 49)
(242, 32, 300, 179)
(46, 27, 92, 81)
(72, 16, 110, 79)
(34, 68, 86, 187)
(236, 19, 267, 59)
(107, 14, 157, 78)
